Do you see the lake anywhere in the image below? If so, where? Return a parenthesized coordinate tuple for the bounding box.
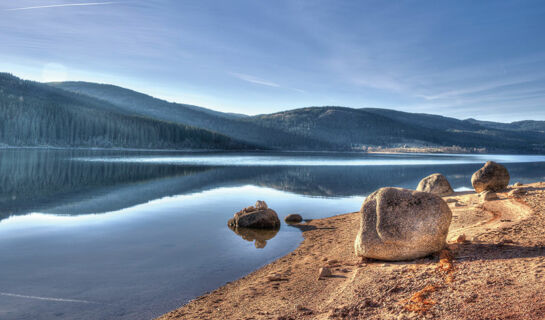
(1, 149, 545, 320)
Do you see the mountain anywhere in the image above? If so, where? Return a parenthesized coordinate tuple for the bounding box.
(4, 74, 544, 153)
(247, 107, 545, 153)
(465, 118, 545, 133)
(0, 73, 252, 149)
(51, 81, 545, 153)
(50, 81, 331, 150)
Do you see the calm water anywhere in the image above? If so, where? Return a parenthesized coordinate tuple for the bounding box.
(1, 149, 545, 320)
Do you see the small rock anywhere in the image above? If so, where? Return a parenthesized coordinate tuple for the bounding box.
(509, 188, 527, 198)
(514, 182, 523, 187)
(284, 214, 303, 223)
(267, 274, 283, 281)
(455, 234, 467, 243)
(321, 257, 328, 261)
(480, 190, 498, 202)
(318, 267, 332, 278)
(446, 198, 458, 203)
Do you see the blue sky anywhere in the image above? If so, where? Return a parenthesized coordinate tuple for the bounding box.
(1, 0, 545, 121)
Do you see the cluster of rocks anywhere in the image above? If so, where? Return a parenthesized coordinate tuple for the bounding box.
(229, 160, 522, 264)
(354, 160, 518, 261)
(227, 201, 304, 230)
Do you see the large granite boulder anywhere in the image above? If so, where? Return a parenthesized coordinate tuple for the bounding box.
(354, 187, 452, 261)
(471, 161, 510, 193)
(416, 173, 454, 196)
(228, 201, 280, 229)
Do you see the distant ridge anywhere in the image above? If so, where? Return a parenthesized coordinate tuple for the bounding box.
(2, 73, 544, 153)
(0, 73, 253, 150)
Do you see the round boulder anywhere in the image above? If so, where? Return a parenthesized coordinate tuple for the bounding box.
(228, 201, 280, 229)
(284, 214, 303, 223)
(416, 173, 454, 196)
(471, 161, 510, 193)
(354, 187, 452, 261)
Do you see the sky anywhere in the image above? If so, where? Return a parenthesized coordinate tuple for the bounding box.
(1, 0, 545, 121)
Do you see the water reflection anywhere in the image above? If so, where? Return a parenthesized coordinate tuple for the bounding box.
(1, 149, 545, 320)
(1, 149, 545, 221)
(228, 226, 280, 249)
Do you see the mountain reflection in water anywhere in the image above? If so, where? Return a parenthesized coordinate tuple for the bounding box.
(1, 149, 545, 221)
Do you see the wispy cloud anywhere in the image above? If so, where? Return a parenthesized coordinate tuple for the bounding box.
(5, 2, 117, 11)
(230, 72, 305, 93)
(230, 72, 280, 88)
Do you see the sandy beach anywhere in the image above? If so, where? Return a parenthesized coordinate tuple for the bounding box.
(158, 182, 545, 320)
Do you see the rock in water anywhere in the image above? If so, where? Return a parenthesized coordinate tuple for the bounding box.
(416, 173, 454, 196)
(354, 187, 452, 261)
(284, 214, 303, 223)
(471, 161, 510, 193)
(228, 202, 280, 229)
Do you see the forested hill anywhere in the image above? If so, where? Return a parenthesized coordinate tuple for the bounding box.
(464, 118, 545, 133)
(246, 107, 545, 153)
(4, 73, 545, 153)
(0, 73, 252, 150)
(50, 81, 334, 150)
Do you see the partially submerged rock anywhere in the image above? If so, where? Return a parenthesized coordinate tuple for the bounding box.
(228, 201, 280, 229)
(471, 161, 510, 193)
(416, 173, 454, 196)
(354, 187, 452, 261)
(284, 214, 303, 223)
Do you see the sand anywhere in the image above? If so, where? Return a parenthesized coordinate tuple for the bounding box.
(157, 182, 545, 320)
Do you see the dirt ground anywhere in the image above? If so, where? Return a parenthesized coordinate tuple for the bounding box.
(157, 182, 545, 320)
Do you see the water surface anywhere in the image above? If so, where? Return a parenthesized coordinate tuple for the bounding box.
(1, 149, 544, 320)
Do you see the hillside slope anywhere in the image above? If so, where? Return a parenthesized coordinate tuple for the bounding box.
(465, 118, 545, 133)
(18, 77, 545, 153)
(51, 81, 331, 150)
(0, 73, 252, 150)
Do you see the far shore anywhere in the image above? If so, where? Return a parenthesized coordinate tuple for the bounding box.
(2, 145, 544, 156)
(158, 182, 545, 320)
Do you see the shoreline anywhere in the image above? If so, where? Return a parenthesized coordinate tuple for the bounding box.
(158, 182, 545, 320)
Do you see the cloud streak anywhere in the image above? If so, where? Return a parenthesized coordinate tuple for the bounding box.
(230, 72, 305, 93)
(5, 2, 117, 11)
(230, 72, 280, 88)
